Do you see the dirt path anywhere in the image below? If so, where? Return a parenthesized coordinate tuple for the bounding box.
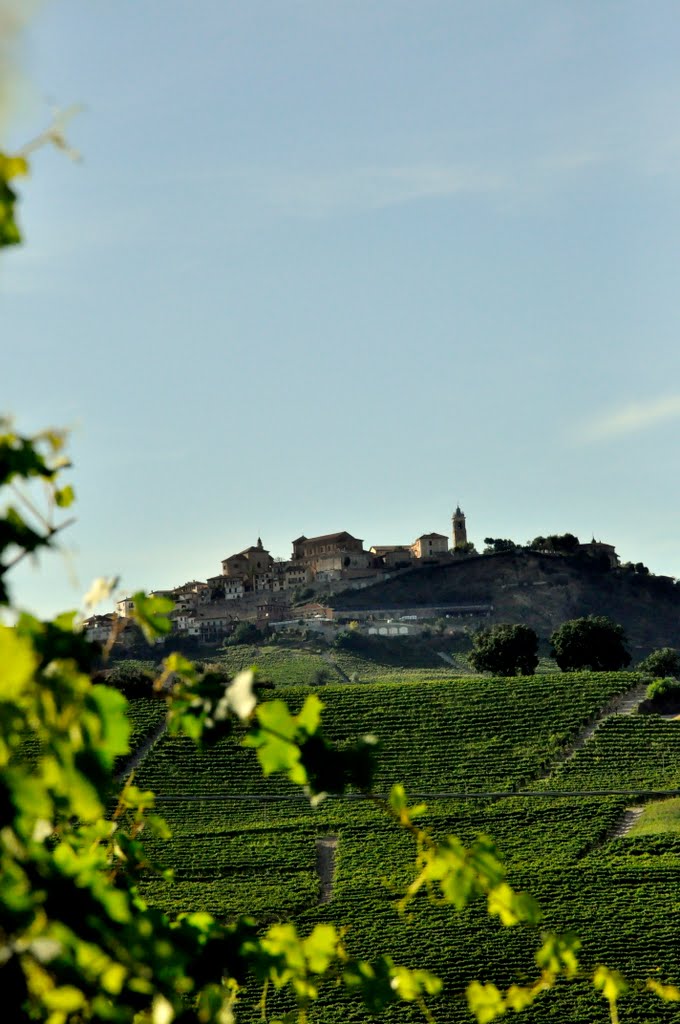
(322, 653, 351, 683)
(315, 836, 338, 903)
(536, 680, 648, 784)
(115, 719, 167, 784)
(436, 651, 456, 666)
(609, 805, 645, 839)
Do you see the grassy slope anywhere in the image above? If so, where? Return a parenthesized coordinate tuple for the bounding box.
(629, 797, 680, 835)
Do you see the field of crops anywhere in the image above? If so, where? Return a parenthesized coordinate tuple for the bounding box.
(129, 671, 680, 1023)
(541, 715, 680, 791)
(216, 645, 332, 685)
(125, 696, 165, 747)
(331, 649, 455, 682)
(135, 673, 634, 798)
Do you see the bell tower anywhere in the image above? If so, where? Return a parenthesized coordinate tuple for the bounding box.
(452, 505, 467, 550)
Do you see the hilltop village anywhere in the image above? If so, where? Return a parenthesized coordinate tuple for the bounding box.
(86, 507, 467, 644)
(85, 507, 626, 648)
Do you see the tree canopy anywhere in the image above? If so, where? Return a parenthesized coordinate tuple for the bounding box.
(638, 647, 680, 679)
(550, 616, 631, 672)
(468, 623, 539, 677)
(527, 534, 580, 554)
(483, 538, 517, 554)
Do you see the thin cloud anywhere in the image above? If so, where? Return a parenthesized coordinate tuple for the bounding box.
(575, 394, 680, 443)
(260, 163, 506, 217)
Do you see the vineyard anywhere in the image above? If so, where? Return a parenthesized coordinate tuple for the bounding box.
(217, 645, 332, 686)
(130, 670, 680, 1023)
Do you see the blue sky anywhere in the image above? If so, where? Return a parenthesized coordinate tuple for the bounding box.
(3, 1, 680, 615)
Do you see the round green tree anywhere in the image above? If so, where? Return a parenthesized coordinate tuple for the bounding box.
(468, 623, 539, 676)
(638, 647, 680, 678)
(550, 615, 631, 672)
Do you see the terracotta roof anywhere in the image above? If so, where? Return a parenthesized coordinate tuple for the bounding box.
(295, 531, 363, 544)
(416, 532, 448, 540)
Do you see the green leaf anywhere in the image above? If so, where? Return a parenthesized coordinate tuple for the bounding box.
(131, 591, 174, 641)
(43, 985, 86, 1012)
(164, 651, 196, 679)
(301, 924, 339, 973)
(535, 932, 581, 977)
(242, 699, 308, 783)
(593, 965, 628, 1004)
(247, 730, 305, 784)
(0, 176, 22, 247)
(505, 984, 537, 1011)
(647, 979, 680, 1002)
(487, 883, 521, 926)
(256, 700, 298, 739)
(88, 685, 131, 764)
(0, 625, 38, 700)
(389, 784, 408, 814)
(467, 980, 506, 1024)
(487, 883, 541, 927)
(54, 484, 75, 508)
(0, 153, 28, 179)
(297, 693, 324, 735)
(100, 963, 127, 996)
(389, 965, 442, 1001)
(145, 814, 172, 840)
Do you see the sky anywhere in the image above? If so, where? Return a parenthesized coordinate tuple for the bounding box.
(3, 1, 680, 616)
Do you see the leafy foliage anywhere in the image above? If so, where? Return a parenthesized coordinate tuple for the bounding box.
(483, 538, 517, 553)
(224, 621, 268, 647)
(0, 152, 28, 246)
(646, 675, 680, 704)
(468, 624, 539, 677)
(639, 675, 680, 716)
(527, 533, 580, 554)
(550, 616, 631, 672)
(638, 647, 680, 679)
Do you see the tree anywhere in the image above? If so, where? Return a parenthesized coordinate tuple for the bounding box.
(468, 623, 539, 676)
(450, 541, 477, 556)
(638, 647, 680, 678)
(483, 537, 517, 554)
(528, 533, 579, 554)
(547, 533, 580, 554)
(550, 616, 631, 672)
(225, 621, 266, 646)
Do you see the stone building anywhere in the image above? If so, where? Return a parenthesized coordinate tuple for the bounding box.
(579, 538, 619, 567)
(207, 574, 246, 601)
(221, 537, 273, 582)
(411, 533, 449, 560)
(115, 597, 136, 618)
(291, 531, 370, 578)
(83, 613, 115, 643)
(369, 545, 413, 568)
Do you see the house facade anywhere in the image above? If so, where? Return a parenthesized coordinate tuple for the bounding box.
(411, 533, 449, 560)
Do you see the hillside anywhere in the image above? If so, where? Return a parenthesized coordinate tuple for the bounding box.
(128, 671, 680, 1024)
(329, 550, 680, 653)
